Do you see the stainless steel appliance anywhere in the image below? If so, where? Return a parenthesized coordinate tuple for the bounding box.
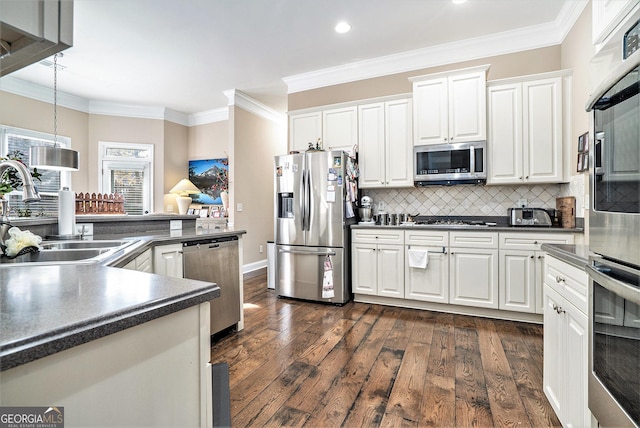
(274, 150, 357, 304)
(585, 6, 640, 427)
(414, 141, 486, 185)
(508, 207, 553, 227)
(183, 236, 240, 335)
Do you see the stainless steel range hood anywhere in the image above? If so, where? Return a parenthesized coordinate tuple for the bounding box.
(0, 0, 73, 76)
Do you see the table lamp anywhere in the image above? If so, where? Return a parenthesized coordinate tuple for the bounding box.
(169, 178, 200, 215)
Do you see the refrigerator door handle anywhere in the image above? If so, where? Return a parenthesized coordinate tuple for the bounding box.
(301, 169, 307, 231)
(278, 248, 337, 257)
(303, 168, 311, 231)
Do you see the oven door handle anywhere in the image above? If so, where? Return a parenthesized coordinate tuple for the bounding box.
(586, 264, 640, 305)
(586, 51, 640, 111)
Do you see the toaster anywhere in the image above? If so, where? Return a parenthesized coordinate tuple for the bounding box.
(508, 208, 552, 227)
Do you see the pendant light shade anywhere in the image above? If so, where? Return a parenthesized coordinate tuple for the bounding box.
(30, 52, 80, 171)
(30, 146, 79, 171)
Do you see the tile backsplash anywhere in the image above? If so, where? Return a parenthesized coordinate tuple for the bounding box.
(364, 179, 585, 217)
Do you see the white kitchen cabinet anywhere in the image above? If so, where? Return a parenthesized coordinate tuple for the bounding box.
(411, 66, 488, 145)
(322, 106, 358, 154)
(543, 284, 590, 428)
(487, 73, 565, 184)
(122, 248, 153, 273)
(405, 230, 449, 303)
(448, 231, 498, 309)
(289, 111, 322, 152)
(500, 232, 575, 314)
(358, 98, 413, 188)
(352, 229, 404, 298)
(592, 0, 638, 45)
(153, 243, 183, 278)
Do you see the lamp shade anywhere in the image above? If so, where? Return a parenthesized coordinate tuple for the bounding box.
(30, 146, 79, 171)
(169, 178, 200, 196)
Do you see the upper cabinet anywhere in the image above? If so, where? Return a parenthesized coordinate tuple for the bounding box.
(592, 0, 638, 46)
(0, 0, 73, 76)
(487, 71, 570, 185)
(410, 65, 489, 145)
(358, 98, 413, 188)
(289, 106, 357, 155)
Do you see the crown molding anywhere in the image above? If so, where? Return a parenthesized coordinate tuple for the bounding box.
(283, 0, 589, 93)
(224, 89, 286, 124)
(0, 75, 90, 112)
(187, 108, 229, 126)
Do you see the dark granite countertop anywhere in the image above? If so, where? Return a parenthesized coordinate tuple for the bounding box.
(0, 264, 220, 371)
(540, 243, 593, 270)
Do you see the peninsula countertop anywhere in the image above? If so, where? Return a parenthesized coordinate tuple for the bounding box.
(0, 264, 220, 371)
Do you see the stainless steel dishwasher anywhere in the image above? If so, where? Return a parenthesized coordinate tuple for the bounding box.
(182, 236, 240, 335)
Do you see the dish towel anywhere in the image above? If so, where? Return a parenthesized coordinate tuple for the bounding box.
(322, 255, 335, 298)
(408, 249, 429, 269)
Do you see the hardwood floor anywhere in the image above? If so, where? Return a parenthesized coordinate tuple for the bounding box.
(210, 272, 561, 427)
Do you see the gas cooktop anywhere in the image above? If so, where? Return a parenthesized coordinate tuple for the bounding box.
(414, 218, 497, 227)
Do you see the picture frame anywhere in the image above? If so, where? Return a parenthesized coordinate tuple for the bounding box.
(199, 209, 209, 218)
(577, 131, 589, 172)
(188, 158, 229, 205)
(187, 208, 195, 215)
(192, 209, 200, 216)
(578, 132, 588, 153)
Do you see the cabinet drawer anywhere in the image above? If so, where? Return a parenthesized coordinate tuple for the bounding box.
(500, 232, 574, 251)
(450, 231, 498, 249)
(405, 230, 448, 247)
(544, 254, 588, 314)
(352, 229, 404, 245)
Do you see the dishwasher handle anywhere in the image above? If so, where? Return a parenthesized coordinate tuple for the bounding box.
(183, 236, 238, 248)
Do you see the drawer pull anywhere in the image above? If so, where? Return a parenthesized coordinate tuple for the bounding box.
(555, 276, 565, 283)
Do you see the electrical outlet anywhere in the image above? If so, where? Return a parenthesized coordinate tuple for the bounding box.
(170, 220, 182, 230)
(517, 199, 528, 208)
(237, 203, 243, 212)
(76, 223, 93, 236)
(378, 201, 385, 211)
(259, 244, 264, 254)
(166, 204, 173, 212)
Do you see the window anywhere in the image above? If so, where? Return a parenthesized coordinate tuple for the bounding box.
(0, 125, 71, 217)
(99, 142, 153, 215)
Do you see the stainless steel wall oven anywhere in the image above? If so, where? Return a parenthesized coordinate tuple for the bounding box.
(586, 6, 640, 427)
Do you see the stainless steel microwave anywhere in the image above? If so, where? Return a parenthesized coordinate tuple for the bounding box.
(414, 141, 486, 185)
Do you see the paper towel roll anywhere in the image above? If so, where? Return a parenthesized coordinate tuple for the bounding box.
(58, 187, 76, 236)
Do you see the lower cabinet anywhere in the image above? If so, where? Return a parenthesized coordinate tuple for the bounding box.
(121, 248, 152, 272)
(499, 233, 575, 314)
(405, 230, 449, 303)
(543, 254, 591, 428)
(153, 243, 184, 278)
(352, 229, 404, 298)
(449, 231, 499, 309)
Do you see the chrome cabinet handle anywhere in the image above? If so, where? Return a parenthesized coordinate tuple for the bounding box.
(555, 276, 565, 283)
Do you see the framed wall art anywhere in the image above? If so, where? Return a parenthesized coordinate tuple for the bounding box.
(577, 132, 589, 172)
(188, 158, 228, 204)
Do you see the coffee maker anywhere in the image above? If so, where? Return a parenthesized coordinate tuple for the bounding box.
(358, 196, 373, 223)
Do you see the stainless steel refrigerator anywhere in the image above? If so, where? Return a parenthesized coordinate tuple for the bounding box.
(274, 150, 357, 304)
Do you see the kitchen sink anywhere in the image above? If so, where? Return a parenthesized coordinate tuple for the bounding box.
(0, 248, 112, 264)
(40, 240, 133, 250)
(0, 239, 139, 267)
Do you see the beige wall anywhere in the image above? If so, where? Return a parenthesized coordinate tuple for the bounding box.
(88, 114, 170, 213)
(0, 91, 90, 190)
(561, 3, 595, 175)
(188, 120, 228, 160)
(289, 46, 562, 110)
(230, 106, 286, 265)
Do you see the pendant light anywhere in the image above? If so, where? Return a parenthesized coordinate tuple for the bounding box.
(29, 53, 80, 171)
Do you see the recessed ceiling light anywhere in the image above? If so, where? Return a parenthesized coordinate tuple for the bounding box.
(452, 0, 467, 4)
(335, 21, 351, 34)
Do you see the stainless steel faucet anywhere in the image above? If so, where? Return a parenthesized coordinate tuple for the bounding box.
(0, 159, 41, 248)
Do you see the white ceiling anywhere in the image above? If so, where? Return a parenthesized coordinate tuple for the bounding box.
(2, 0, 586, 116)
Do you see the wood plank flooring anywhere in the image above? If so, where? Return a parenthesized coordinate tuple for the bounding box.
(210, 272, 561, 427)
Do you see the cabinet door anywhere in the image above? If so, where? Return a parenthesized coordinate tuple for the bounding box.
(499, 250, 536, 313)
(290, 111, 322, 152)
(564, 301, 589, 428)
(487, 83, 523, 184)
(153, 244, 183, 278)
(352, 243, 377, 295)
(523, 77, 563, 183)
(377, 244, 404, 298)
(448, 71, 487, 143)
(592, 0, 638, 45)
(385, 98, 414, 187)
(323, 106, 358, 155)
(535, 252, 545, 314)
(449, 248, 498, 309)
(405, 246, 449, 303)
(358, 102, 386, 188)
(413, 77, 448, 145)
(543, 285, 565, 419)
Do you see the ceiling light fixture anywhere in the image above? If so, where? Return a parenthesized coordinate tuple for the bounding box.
(335, 21, 351, 34)
(29, 53, 80, 171)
